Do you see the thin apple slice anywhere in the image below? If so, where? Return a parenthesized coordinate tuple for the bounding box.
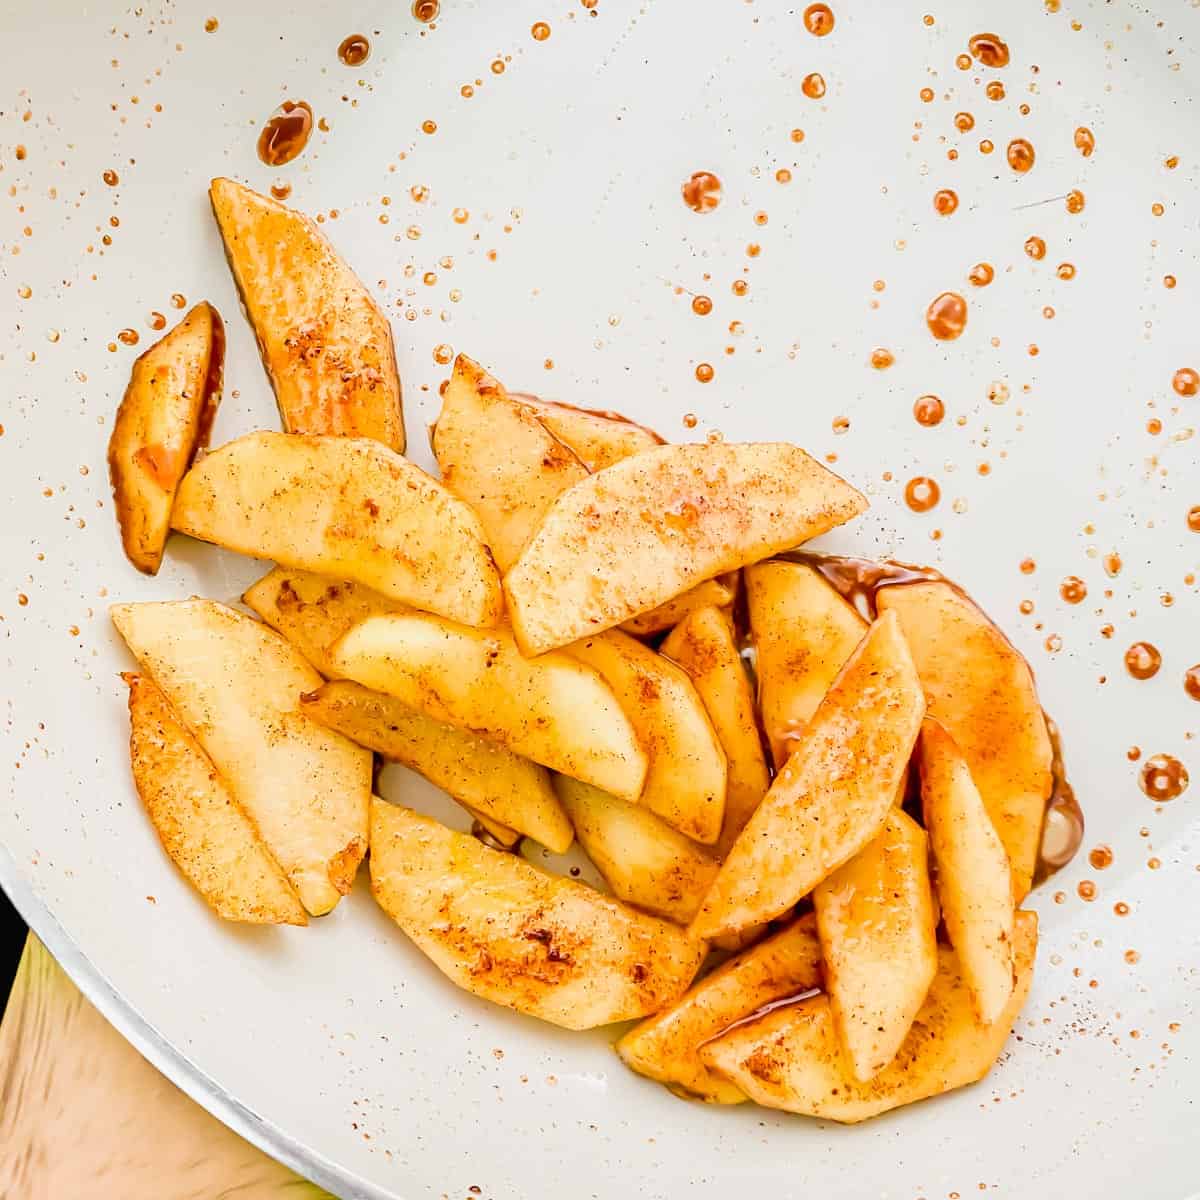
(369, 799, 706, 1030)
(565, 629, 726, 843)
(746, 560, 866, 768)
(813, 809, 938, 1080)
(111, 599, 372, 916)
(699, 911, 1037, 1122)
(553, 776, 717, 924)
(920, 719, 1015, 1024)
(171, 431, 502, 627)
(660, 605, 770, 856)
(689, 611, 924, 941)
(331, 613, 647, 802)
(209, 176, 405, 452)
(107, 301, 224, 575)
(461, 807, 520, 847)
(505, 442, 868, 655)
(616, 914, 822, 1103)
(511, 395, 664, 471)
(301, 680, 572, 852)
(125, 673, 307, 925)
(621, 574, 738, 637)
(877, 581, 1052, 896)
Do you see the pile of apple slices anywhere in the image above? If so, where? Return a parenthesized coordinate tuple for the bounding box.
(106, 178, 1057, 1123)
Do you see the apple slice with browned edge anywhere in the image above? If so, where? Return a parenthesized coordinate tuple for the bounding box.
(331, 613, 648, 802)
(689, 610, 924, 942)
(301, 680, 572, 853)
(920, 719, 1015, 1024)
(746, 560, 866, 768)
(172, 432, 503, 627)
(877, 581, 1052, 897)
(111, 599, 372, 916)
(699, 910, 1037, 1122)
(553, 776, 717, 924)
(511, 395, 664, 471)
(432, 355, 588, 572)
(125, 673, 307, 925)
(107, 301, 224, 575)
(369, 799, 706, 1030)
(660, 605, 770, 856)
(813, 809, 938, 1081)
(566, 629, 727, 843)
(210, 176, 405, 452)
(505, 442, 867, 655)
(622, 574, 739, 637)
(616, 914, 822, 1103)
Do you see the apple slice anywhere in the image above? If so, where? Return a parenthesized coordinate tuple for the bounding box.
(553, 776, 717, 924)
(689, 611, 924, 941)
(111, 599, 372, 916)
(621, 574, 738, 637)
(210, 176, 405, 452)
(172, 431, 502, 627)
(660, 605, 770, 856)
(369, 799, 706, 1030)
(107, 301, 224, 575)
(511, 395, 663, 471)
(331, 613, 648, 802)
(813, 809, 938, 1080)
(616, 914, 822, 1103)
(920, 719, 1015, 1024)
(877, 581, 1052, 896)
(699, 911, 1037, 1122)
(746, 560, 866, 768)
(505, 442, 868, 654)
(300, 680, 572, 853)
(125, 673, 307, 925)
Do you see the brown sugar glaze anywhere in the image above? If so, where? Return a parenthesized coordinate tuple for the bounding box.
(257, 100, 314, 166)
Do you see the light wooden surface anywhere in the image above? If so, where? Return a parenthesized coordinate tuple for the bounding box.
(0, 934, 332, 1199)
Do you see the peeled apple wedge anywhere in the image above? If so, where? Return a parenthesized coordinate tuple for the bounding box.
(171, 431, 503, 627)
(331, 613, 648, 802)
(511, 395, 664, 471)
(210, 176, 405, 452)
(111, 599, 372, 916)
(125, 673, 307, 926)
(504, 442, 869, 655)
(369, 800, 706, 1030)
(107, 301, 224, 575)
(689, 611, 924, 941)
(877, 581, 1053, 896)
(699, 911, 1038, 1122)
(616, 914, 823, 1103)
(566, 629, 727, 843)
(432, 355, 588, 571)
(621, 575, 738, 637)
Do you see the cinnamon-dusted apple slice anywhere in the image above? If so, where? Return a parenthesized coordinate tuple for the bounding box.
(622, 574, 738, 637)
(107, 301, 224, 575)
(210, 176, 405, 451)
(504, 442, 868, 655)
(877, 581, 1053, 896)
(689, 611, 924, 942)
(512, 395, 664, 471)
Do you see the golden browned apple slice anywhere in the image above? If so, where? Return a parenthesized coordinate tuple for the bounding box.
(331, 613, 648, 802)
(242, 567, 403, 677)
(876, 581, 1052, 896)
(565, 629, 726, 843)
(688, 611, 924, 941)
(504, 442, 868, 655)
(107, 301, 224, 575)
(813, 809, 938, 1080)
(464, 809, 521, 847)
(432, 355, 588, 571)
(745, 560, 866, 768)
(210, 176, 405, 452)
(699, 911, 1037, 1122)
(621, 574, 739, 637)
(660, 605, 770, 856)
(616, 914, 822, 1103)
(172, 432, 503, 627)
(920, 719, 1015, 1024)
(111, 599, 372, 916)
(300, 680, 572, 852)
(553, 776, 717, 923)
(125, 673, 307, 926)
(369, 799, 706, 1030)
(512, 395, 664, 471)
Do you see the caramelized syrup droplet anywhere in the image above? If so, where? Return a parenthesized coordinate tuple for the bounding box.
(905, 476, 941, 512)
(1140, 754, 1188, 802)
(257, 100, 314, 166)
(1164, 274, 1176, 289)
(925, 291, 967, 340)
(803, 3, 834, 35)
(955, 53, 972, 70)
(1074, 126, 1095, 157)
(337, 34, 371, 66)
(695, 362, 715, 383)
(801, 72, 826, 99)
(1172, 367, 1199, 397)
(531, 21, 551, 40)
(914, 394, 945, 426)
(691, 295, 712, 316)
(412, 0, 440, 22)
(968, 262, 994, 287)
(1006, 137, 1035, 173)
(978, 138, 994, 154)
(682, 171, 722, 213)
(732, 279, 749, 297)
(1184, 665, 1200, 702)
(270, 181, 292, 201)
(1056, 262, 1076, 280)
(1060, 576, 1087, 604)
(1124, 642, 1162, 680)
(117, 328, 139, 346)
(968, 32, 1010, 67)
(870, 348, 894, 369)
(1065, 189, 1085, 214)
(170, 293, 187, 309)
(986, 80, 1005, 101)
(1024, 235, 1046, 260)
(1088, 845, 1113, 870)
(1077, 880, 1097, 901)
(933, 188, 958, 215)
(954, 111, 975, 132)
(102, 169, 119, 186)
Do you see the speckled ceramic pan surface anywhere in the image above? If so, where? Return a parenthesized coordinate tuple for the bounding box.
(2, 2, 1198, 1197)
